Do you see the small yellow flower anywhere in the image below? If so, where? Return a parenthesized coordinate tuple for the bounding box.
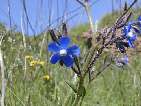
(29, 60, 37, 67)
(29, 59, 45, 67)
(43, 75, 50, 80)
(38, 61, 45, 66)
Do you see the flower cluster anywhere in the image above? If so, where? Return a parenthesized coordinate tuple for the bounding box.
(115, 16, 141, 66)
(123, 24, 137, 48)
(124, 16, 141, 46)
(29, 60, 45, 67)
(25, 55, 45, 67)
(48, 36, 80, 67)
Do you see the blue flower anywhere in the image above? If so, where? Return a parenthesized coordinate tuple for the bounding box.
(123, 25, 137, 48)
(115, 55, 129, 67)
(126, 31, 137, 47)
(123, 24, 132, 35)
(48, 36, 80, 67)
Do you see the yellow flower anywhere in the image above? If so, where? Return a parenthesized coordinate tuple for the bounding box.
(38, 61, 45, 66)
(29, 60, 37, 67)
(25, 55, 33, 60)
(43, 75, 50, 80)
(29, 59, 45, 67)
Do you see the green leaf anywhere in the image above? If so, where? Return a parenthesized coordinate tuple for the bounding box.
(65, 81, 77, 93)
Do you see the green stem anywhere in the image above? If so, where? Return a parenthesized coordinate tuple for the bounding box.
(73, 95, 81, 106)
(73, 77, 85, 106)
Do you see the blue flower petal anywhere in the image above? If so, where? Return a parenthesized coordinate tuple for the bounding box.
(126, 31, 137, 42)
(48, 42, 60, 52)
(50, 53, 61, 64)
(130, 35, 137, 41)
(62, 55, 74, 67)
(138, 16, 141, 21)
(133, 27, 141, 34)
(136, 16, 141, 29)
(59, 36, 70, 49)
(67, 45, 80, 57)
(127, 40, 134, 48)
(124, 25, 131, 35)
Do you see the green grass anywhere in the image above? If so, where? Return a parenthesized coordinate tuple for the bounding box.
(2, 51, 141, 106)
(83, 56, 141, 106)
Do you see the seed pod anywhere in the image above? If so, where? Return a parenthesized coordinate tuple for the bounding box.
(49, 29, 58, 42)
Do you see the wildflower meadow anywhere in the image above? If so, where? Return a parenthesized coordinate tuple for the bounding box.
(0, 0, 141, 106)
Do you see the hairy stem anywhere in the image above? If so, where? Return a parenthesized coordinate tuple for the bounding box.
(73, 76, 84, 106)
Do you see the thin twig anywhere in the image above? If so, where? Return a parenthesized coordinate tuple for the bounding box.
(21, 0, 36, 36)
(43, 0, 99, 32)
(7, 0, 12, 29)
(90, 58, 112, 82)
